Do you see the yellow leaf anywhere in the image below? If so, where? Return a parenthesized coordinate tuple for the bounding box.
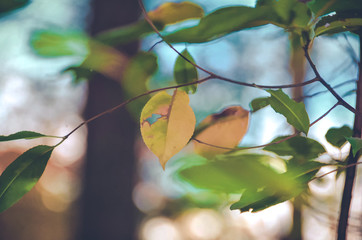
(194, 106, 249, 158)
(140, 89, 196, 169)
(148, 2, 204, 25)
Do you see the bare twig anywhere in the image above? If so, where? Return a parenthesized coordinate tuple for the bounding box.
(303, 44, 357, 114)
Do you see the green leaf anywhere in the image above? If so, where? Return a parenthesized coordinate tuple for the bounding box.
(0, 145, 54, 213)
(178, 153, 300, 194)
(315, 18, 362, 36)
(0, 131, 60, 142)
(266, 89, 310, 134)
(0, 0, 29, 15)
(325, 126, 353, 148)
(264, 135, 326, 159)
(230, 187, 304, 212)
(95, 2, 204, 46)
(165, 6, 273, 43)
(346, 137, 362, 157)
(95, 21, 164, 46)
(174, 49, 198, 94)
(122, 52, 158, 117)
(249, 97, 270, 112)
(30, 30, 89, 57)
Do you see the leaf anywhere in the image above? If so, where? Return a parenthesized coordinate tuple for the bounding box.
(315, 18, 362, 36)
(148, 1, 204, 25)
(0, 145, 54, 213)
(0, 0, 29, 15)
(30, 30, 89, 57)
(174, 49, 198, 94)
(0, 131, 60, 142)
(95, 21, 163, 46)
(264, 135, 326, 159)
(346, 137, 362, 157)
(194, 106, 249, 158)
(230, 187, 304, 212)
(178, 153, 301, 194)
(266, 89, 310, 134)
(122, 52, 158, 117)
(95, 2, 204, 46)
(249, 97, 270, 112)
(165, 6, 273, 43)
(325, 126, 353, 148)
(140, 90, 196, 169)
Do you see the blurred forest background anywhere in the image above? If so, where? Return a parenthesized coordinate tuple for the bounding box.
(0, 0, 361, 240)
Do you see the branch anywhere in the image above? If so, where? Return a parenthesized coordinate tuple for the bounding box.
(138, 0, 320, 90)
(310, 161, 362, 181)
(303, 44, 357, 114)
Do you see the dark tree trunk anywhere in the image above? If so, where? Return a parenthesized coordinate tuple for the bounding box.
(77, 1, 140, 240)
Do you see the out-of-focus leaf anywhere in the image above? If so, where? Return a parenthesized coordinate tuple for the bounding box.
(122, 52, 158, 117)
(346, 137, 362, 157)
(80, 41, 127, 80)
(95, 2, 204, 46)
(178, 153, 300, 194)
(325, 126, 353, 148)
(249, 97, 270, 112)
(140, 90, 195, 169)
(165, 6, 273, 43)
(264, 135, 326, 159)
(308, 0, 362, 16)
(315, 18, 362, 36)
(148, 1, 204, 25)
(95, 21, 162, 46)
(63, 66, 94, 84)
(230, 187, 304, 212)
(194, 106, 249, 158)
(174, 49, 198, 94)
(0, 131, 60, 142)
(286, 159, 327, 182)
(30, 30, 89, 57)
(267, 89, 310, 134)
(0, 145, 53, 213)
(0, 0, 29, 15)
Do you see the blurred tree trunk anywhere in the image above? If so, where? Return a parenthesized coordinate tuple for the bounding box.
(77, 1, 140, 239)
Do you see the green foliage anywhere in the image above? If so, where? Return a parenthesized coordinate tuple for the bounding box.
(173, 49, 198, 94)
(122, 52, 158, 117)
(266, 89, 310, 134)
(3, 0, 361, 220)
(249, 97, 270, 112)
(0, 145, 54, 213)
(0, 131, 60, 142)
(165, 6, 272, 43)
(264, 136, 326, 159)
(30, 30, 89, 57)
(325, 126, 353, 148)
(346, 137, 362, 157)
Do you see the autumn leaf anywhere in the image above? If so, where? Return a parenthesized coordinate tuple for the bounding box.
(194, 106, 249, 158)
(140, 89, 196, 169)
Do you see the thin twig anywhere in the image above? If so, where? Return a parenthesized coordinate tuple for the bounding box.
(310, 161, 362, 181)
(148, 39, 163, 52)
(303, 44, 357, 114)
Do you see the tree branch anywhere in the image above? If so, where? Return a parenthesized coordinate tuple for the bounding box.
(303, 44, 357, 114)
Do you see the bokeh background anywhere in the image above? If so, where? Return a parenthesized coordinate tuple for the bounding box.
(0, 0, 361, 239)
